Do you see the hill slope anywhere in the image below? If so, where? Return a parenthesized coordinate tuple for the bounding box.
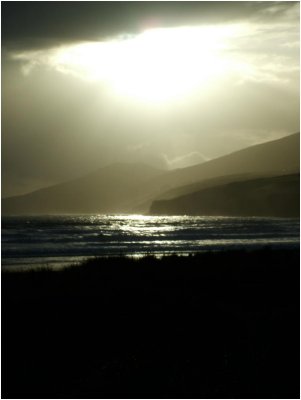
(2, 163, 165, 215)
(134, 132, 300, 212)
(162, 132, 299, 190)
(2, 133, 299, 215)
(150, 173, 300, 217)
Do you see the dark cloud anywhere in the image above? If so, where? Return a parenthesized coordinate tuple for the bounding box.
(2, 1, 297, 50)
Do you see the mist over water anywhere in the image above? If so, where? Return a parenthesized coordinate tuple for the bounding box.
(2, 215, 299, 270)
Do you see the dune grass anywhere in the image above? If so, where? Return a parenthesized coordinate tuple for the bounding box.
(2, 249, 300, 398)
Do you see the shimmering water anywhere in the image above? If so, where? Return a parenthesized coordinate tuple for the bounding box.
(2, 215, 299, 270)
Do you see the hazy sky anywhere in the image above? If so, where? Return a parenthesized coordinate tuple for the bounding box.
(2, 1, 300, 197)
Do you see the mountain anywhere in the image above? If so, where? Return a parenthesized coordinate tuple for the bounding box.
(158, 132, 300, 191)
(134, 132, 300, 210)
(134, 132, 300, 212)
(150, 173, 300, 217)
(2, 163, 165, 215)
(2, 133, 299, 215)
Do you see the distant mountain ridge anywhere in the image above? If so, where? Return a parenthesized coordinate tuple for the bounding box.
(150, 173, 300, 217)
(161, 132, 300, 189)
(2, 132, 299, 215)
(2, 163, 164, 215)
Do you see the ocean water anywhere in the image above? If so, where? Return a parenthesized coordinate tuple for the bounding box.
(2, 215, 300, 270)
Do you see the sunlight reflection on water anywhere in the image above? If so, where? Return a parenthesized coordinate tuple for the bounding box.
(2, 214, 299, 270)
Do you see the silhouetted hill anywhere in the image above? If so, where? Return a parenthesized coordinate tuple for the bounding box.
(2, 133, 299, 215)
(2, 163, 165, 215)
(155, 172, 271, 201)
(150, 173, 300, 217)
(141, 132, 300, 212)
(160, 132, 300, 190)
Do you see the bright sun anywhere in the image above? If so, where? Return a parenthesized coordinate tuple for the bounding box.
(15, 24, 249, 103)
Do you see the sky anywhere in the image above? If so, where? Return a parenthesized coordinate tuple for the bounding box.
(2, 1, 300, 197)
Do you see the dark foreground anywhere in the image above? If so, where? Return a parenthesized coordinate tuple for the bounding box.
(2, 249, 300, 398)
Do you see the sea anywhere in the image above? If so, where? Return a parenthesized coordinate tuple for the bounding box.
(2, 215, 300, 271)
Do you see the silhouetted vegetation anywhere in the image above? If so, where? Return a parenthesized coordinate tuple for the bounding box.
(2, 249, 300, 398)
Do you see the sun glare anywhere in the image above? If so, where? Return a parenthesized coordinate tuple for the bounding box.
(14, 24, 249, 103)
